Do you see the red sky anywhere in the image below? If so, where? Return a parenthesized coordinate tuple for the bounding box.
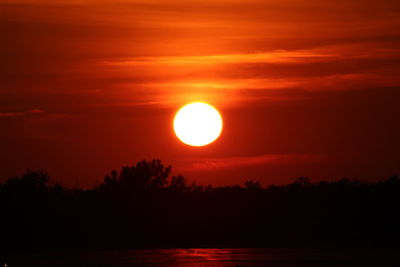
(1, 0, 400, 187)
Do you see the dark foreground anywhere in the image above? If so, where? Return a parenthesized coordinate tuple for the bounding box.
(6, 248, 400, 267)
(3, 161, 400, 251)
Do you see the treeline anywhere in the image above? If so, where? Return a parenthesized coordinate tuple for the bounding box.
(1, 159, 400, 251)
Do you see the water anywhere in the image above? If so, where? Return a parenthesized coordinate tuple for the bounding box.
(6, 248, 400, 266)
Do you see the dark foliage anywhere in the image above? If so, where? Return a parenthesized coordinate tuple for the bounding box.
(1, 160, 400, 251)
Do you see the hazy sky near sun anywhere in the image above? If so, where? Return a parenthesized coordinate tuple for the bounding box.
(1, 0, 400, 187)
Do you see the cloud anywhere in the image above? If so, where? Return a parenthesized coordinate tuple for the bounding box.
(29, 108, 44, 113)
(0, 112, 24, 117)
(0, 109, 44, 117)
(0, 109, 67, 120)
(103, 50, 337, 66)
(2, 0, 400, 111)
(178, 154, 322, 172)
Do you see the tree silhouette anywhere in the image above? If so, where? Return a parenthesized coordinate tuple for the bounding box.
(2, 159, 400, 251)
(101, 159, 172, 191)
(244, 179, 262, 190)
(3, 170, 50, 193)
(169, 175, 188, 192)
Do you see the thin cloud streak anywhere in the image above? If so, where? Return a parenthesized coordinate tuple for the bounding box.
(0, 109, 44, 118)
(0, 112, 24, 117)
(178, 154, 322, 172)
(103, 50, 338, 66)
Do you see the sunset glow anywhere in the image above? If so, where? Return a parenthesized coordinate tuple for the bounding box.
(1, 0, 399, 187)
(2, 0, 400, 260)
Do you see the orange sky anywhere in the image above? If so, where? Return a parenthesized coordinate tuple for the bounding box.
(1, 0, 400, 187)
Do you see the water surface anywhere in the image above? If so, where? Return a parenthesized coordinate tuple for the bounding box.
(7, 248, 400, 266)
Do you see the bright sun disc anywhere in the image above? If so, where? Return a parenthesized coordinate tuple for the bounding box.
(174, 102, 223, 147)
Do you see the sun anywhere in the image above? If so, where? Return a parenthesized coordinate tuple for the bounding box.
(173, 102, 223, 147)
